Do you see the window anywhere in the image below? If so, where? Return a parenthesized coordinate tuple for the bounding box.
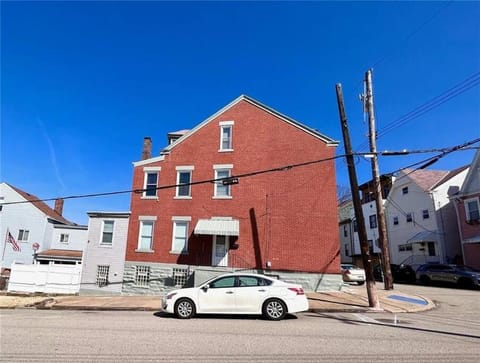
(406, 213, 413, 223)
(101, 221, 114, 245)
(219, 121, 234, 151)
(393, 216, 399, 225)
(210, 276, 235, 288)
(96, 265, 109, 287)
(399, 244, 413, 252)
(18, 229, 29, 242)
(465, 198, 480, 221)
(367, 240, 374, 253)
(138, 221, 154, 251)
(353, 220, 358, 232)
(171, 221, 189, 254)
(145, 172, 158, 197)
(402, 186, 409, 195)
(422, 209, 430, 219)
(343, 225, 348, 237)
(175, 167, 193, 198)
(60, 233, 69, 243)
(427, 242, 436, 256)
(173, 267, 189, 287)
(214, 165, 233, 198)
(369, 215, 377, 229)
(135, 265, 150, 287)
(344, 243, 350, 256)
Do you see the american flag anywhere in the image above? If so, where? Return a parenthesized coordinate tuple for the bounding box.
(6, 231, 21, 252)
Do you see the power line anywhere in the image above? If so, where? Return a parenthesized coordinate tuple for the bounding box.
(356, 71, 480, 152)
(3, 140, 477, 206)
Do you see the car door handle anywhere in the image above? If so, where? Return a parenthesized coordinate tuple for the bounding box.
(258, 289, 266, 292)
(225, 291, 234, 294)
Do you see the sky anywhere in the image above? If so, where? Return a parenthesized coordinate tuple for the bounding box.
(1, 1, 479, 225)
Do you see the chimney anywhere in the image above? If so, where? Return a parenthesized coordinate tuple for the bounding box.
(54, 198, 64, 216)
(142, 137, 152, 160)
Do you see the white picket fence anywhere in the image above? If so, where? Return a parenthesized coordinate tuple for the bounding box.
(8, 262, 82, 294)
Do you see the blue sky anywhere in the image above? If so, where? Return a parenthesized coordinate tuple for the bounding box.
(2, 1, 479, 225)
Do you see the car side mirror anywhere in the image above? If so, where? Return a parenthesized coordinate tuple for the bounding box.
(202, 284, 209, 292)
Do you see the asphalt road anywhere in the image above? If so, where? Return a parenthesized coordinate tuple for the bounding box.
(1, 284, 478, 362)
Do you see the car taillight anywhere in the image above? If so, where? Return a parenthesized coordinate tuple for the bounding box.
(288, 287, 305, 295)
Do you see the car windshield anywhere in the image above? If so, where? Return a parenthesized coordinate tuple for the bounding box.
(342, 265, 360, 270)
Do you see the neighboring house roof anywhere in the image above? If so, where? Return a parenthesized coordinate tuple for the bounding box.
(35, 249, 82, 261)
(458, 149, 480, 195)
(402, 165, 468, 192)
(6, 183, 72, 225)
(159, 94, 339, 156)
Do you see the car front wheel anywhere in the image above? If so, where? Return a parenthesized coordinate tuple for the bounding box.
(174, 298, 196, 319)
(263, 299, 287, 321)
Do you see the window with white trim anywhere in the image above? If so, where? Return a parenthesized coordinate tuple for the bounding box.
(96, 265, 109, 287)
(422, 209, 430, 219)
(138, 220, 154, 251)
(142, 167, 161, 198)
(219, 121, 233, 151)
(393, 216, 399, 225)
(60, 233, 69, 243)
(465, 198, 480, 222)
(171, 220, 189, 254)
(369, 215, 377, 229)
(135, 265, 150, 287)
(101, 220, 114, 245)
(214, 165, 233, 198)
(175, 166, 193, 198)
(406, 213, 413, 223)
(399, 244, 413, 252)
(402, 186, 409, 195)
(17, 229, 29, 242)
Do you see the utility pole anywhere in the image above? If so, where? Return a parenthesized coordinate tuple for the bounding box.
(336, 83, 381, 309)
(364, 69, 394, 290)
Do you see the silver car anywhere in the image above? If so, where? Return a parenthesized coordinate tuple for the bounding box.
(416, 264, 480, 288)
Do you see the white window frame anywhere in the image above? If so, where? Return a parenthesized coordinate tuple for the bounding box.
(393, 216, 399, 226)
(422, 209, 430, 219)
(175, 166, 194, 199)
(171, 216, 191, 254)
(18, 229, 30, 242)
(406, 212, 413, 223)
(137, 217, 156, 252)
(213, 164, 233, 199)
(402, 186, 409, 195)
(219, 121, 234, 152)
(101, 220, 114, 245)
(464, 197, 480, 222)
(60, 233, 69, 244)
(142, 167, 161, 199)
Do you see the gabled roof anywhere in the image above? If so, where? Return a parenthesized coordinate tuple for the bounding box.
(159, 94, 339, 155)
(6, 183, 73, 225)
(459, 149, 480, 195)
(402, 166, 468, 192)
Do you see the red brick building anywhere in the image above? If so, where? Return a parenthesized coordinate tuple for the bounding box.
(123, 95, 340, 293)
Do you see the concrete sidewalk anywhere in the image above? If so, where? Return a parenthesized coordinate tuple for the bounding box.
(0, 287, 435, 313)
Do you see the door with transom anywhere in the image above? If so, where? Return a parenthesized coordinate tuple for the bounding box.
(212, 235, 229, 267)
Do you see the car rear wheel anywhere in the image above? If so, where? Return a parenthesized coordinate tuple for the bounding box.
(457, 277, 474, 289)
(262, 299, 287, 321)
(174, 298, 196, 319)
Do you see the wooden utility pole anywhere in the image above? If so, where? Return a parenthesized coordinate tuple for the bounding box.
(336, 83, 381, 309)
(364, 69, 394, 290)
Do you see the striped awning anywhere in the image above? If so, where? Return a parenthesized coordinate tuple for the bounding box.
(194, 218, 239, 236)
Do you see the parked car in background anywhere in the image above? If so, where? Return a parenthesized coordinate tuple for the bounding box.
(341, 264, 366, 285)
(373, 263, 416, 283)
(162, 273, 309, 320)
(416, 264, 480, 289)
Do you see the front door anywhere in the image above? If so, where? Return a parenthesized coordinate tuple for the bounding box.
(212, 235, 229, 266)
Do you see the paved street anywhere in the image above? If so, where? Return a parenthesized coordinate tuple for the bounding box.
(1, 284, 478, 362)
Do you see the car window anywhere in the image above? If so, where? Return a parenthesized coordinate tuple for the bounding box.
(210, 276, 235, 288)
(238, 276, 259, 287)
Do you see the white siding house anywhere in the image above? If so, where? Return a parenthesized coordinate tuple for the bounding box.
(385, 167, 468, 268)
(80, 211, 130, 295)
(0, 182, 83, 271)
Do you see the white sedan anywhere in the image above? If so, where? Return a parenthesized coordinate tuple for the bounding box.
(341, 264, 366, 285)
(162, 273, 309, 320)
